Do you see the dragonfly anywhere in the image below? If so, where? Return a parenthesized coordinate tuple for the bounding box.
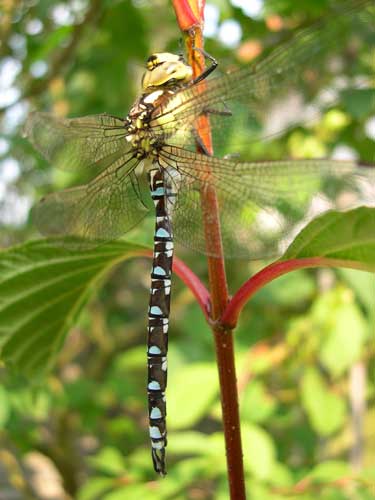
(25, 0, 374, 476)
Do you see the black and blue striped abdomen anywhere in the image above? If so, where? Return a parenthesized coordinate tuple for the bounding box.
(147, 167, 174, 475)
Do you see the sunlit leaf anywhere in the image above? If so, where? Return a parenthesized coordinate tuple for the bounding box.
(0, 386, 10, 428)
(341, 89, 375, 119)
(77, 477, 114, 500)
(168, 363, 218, 429)
(241, 380, 277, 423)
(320, 301, 367, 376)
(307, 460, 350, 482)
(300, 367, 346, 435)
(339, 269, 375, 315)
(88, 447, 127, 476)
(283, 208, 375, 270)
(242, 423, 277, 480)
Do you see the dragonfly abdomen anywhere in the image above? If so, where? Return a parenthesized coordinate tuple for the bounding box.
(147, 167, 174, 476)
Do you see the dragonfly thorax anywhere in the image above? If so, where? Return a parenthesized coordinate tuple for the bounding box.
(126, 91, 170, 158)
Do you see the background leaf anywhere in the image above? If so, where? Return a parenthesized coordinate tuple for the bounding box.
(283, 208, 375, 270)
(319, 300, 368, 377)
(242, 423, 277, 480)
(168, 363, 218, 429)
(300, 367, 346, 436)
(0, 386, 10, 428)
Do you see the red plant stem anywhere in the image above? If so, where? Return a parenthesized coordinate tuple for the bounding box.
(221, 257, 372, 329)
(171, 0, 201, 30)
(185, 27, 246, 500)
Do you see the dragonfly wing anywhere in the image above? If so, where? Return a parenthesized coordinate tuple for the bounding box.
(25, 112, 130, 173)
(153, 0, 374, 150)
(33, 154, 149, 243)
(160, 147, 375, 259)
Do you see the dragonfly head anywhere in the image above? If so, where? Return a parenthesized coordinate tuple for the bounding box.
(142, 52, 193, 91)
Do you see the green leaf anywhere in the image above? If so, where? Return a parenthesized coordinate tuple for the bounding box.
(339, 268, 375, 315)
(0, 239, 149, 376)
(9, 387, 50, 419)
(168, 431, 227, 477)
(307, 460, 350, 482)
(103, 485, 157, 500)
(300, 367, 346, 435)
(283, 208, 375, 271)
(0, 386, 10, 428)
(88, 447, 127, 476)
(341, 89, 375, 119)
(167, 431, 215, 456)
(242, 423, 276, 480)
(254, 270, 315, 306)
(77, 477, 114, 500)
(168, 363, 218, 429)
(319, 300, 367, 376)
(241, 380, 277, 423)
(267, 462, 294, 487)
(358, 467, 375, 491)
(29, 25, 73, 63)
(307, 286, 369, 376)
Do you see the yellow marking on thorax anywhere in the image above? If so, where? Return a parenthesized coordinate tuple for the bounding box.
(136, 118, 144, 129)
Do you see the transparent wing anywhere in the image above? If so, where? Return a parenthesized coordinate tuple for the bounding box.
(159, 146, 375, 259)
(24, 112, 130, 172)
(32, 153, 149, 243)
(151, 0, 374, 152)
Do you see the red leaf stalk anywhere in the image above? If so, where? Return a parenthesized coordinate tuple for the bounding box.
(221, 257, 372, 329)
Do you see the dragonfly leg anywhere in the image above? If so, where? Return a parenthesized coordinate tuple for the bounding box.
(190, 46, 218, 85)
(101, 112, 126, 121)
(203, 105, 232, 117)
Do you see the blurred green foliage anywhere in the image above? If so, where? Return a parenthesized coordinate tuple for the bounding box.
(0, 0, 374, 499)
